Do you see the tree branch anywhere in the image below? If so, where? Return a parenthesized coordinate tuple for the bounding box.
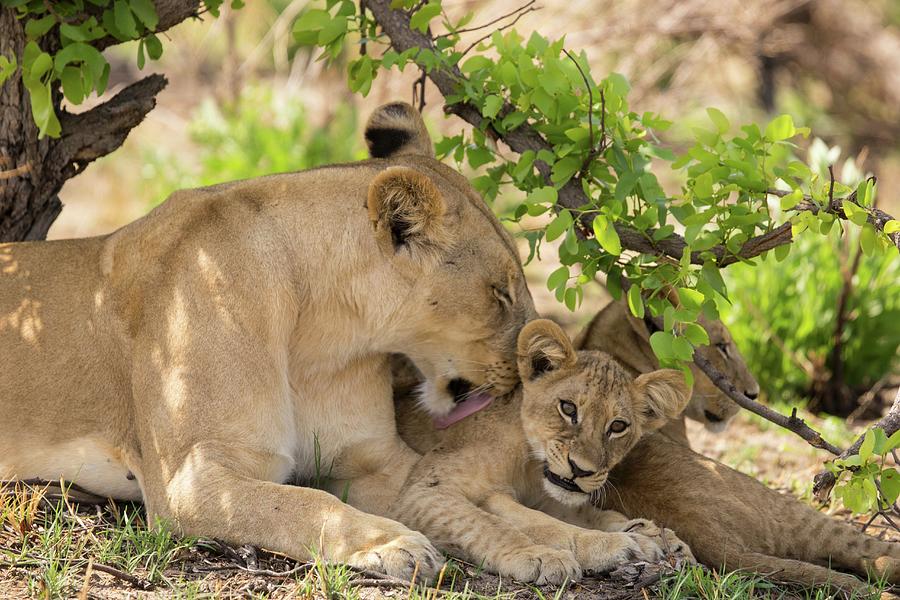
(364, 0, 900, 264)
(813, 388, 900, 500)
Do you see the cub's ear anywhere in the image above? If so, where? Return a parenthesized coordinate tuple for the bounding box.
(632, 369, 691, 431)
(367, 167, 450, 253)
(365, 102, 434, 159)
(518, 319, 577, 380)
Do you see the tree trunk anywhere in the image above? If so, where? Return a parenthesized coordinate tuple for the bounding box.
(0, 2, 201, 243)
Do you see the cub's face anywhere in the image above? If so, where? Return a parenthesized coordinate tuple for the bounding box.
(517, 320, 689, 506)
(364, 103, 536, 425)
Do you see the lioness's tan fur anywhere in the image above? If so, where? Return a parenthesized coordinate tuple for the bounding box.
(0, 102, 537, 579)
(580, 299, 900, 591)
(392, 319, 693, 584)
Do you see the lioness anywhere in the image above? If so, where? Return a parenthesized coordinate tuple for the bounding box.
(0, 102, 536, 579)
(577, 300, 900, 591)
(392, 319, 693, 584)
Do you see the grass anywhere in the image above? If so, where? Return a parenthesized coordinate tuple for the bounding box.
(657, 564, 890, 600)
(1, 481, 894, 599)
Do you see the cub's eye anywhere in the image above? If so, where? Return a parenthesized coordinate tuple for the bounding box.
(492, 286, 512, 309)
(558, 400, 578, 424)
(715, 342, 730, 358)
(607, 419, 629, 436)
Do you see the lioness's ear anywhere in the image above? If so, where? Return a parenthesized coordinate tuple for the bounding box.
(517, 319, 576, 380)
(632, 369, 691, 431)
(367, 167, 450, 252)
(365, 102, 434, 159)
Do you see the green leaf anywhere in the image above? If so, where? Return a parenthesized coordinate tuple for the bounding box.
(683, 322, 709, 346)
(145, 34, 163, 60)
(130, 0, 159, 30)
(649, 331, 675, 362)
(779, 189, 803, 211)
(765, 114, 796, 142)
(29, 51, 53, 80)
(0, 54, 16, 85)
(671, 336, 695, 361)
(482, 94, 503, 119)
(676, 288, 704, 311)
(27, 79, 61, 138)
(547, 265, 569, 291)
(25, 15, 55, 40)
(545, 210, 573, 242)
(882, 468, 900, 504)
(592, 215, 622, 256)
(627, 285, 644, 319)
(564, 287, 577, 311)
(859, 429, 875, 463)
(410, 2, 441, 33)
(706, 107, 730, 134)
(293, 9, 331, 44)
(114, 0, 139, 38)
(460, 55, 492, 74)
(526, 186, 557, 205)
(884, 220, 900, 234)
(843, 201, 869, 227)
(859, 224, 877, 256)
(60, 66, 84, 104)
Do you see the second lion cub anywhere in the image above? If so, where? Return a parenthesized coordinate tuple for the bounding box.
(391, 319, 692, 584)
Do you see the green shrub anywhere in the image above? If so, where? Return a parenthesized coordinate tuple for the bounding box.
(724, 143, 899, 409)
(141, 86, 364, 205)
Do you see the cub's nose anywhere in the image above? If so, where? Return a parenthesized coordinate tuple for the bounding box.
(704, 410, 724, 423)
(568, 457, 594, 478)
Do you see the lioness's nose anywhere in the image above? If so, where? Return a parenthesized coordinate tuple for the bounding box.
(568, 457, 594, 478)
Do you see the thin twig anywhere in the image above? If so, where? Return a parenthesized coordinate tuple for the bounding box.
(436, 1, 535, 39)
(91, 563, 155, 590)
(459, 6, 538, 57)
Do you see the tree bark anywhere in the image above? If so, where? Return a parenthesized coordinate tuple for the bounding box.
(0, 1, 201, 243)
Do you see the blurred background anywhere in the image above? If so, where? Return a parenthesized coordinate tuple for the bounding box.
(51, 0, 899, 488)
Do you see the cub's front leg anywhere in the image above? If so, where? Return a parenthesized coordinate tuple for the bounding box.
(391, 481, 581, 585)
(482, 495, 667, 573)
(535, 498, 695, 563)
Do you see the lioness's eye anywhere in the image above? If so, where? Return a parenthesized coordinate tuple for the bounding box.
(715, 342, 730, 358)
(607, 419, 629, 436)
(558, 400, 578, 424)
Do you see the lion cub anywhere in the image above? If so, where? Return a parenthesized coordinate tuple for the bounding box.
(392, 319, 693, 584)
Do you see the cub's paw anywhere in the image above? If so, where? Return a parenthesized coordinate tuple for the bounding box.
(659, 528, 695, 564)
(618, 518, 662, 537)
(495, 545, 581, 585)
(346, 530, 444, 581)
(576, 531, 664, 573)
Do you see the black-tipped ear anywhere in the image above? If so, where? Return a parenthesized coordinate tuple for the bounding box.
(517, 319, 577, 380)
(632, 369, 691, 431)
(365, 102, 434, 159)
(367, 167, 450, 253)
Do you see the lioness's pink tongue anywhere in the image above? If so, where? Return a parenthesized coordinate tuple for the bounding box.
(433, 392, 494, 429)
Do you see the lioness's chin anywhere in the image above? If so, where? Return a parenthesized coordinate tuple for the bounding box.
(542, 479, 590, 506)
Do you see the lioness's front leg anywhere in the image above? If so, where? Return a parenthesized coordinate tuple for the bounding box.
(482, 494, 664, 573)
(138, 441, 443, 579)
(130, 312, 442, 581)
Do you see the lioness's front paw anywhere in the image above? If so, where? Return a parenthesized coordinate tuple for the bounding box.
(346, 530, 444, 581)
(576, 531, 664, 573)
(495, 545, 581, 585)
(618, 518, 661, 537)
